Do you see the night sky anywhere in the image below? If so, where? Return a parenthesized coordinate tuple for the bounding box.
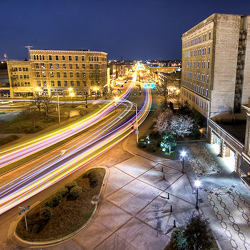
(1, 0, 250, 60)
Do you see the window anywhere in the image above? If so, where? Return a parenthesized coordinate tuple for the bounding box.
(70, 72, 73, 77)
(82, 72, 86, 78)
(71, 81, 74, 86)
(206, 75, 209, 83)
(206, 89, 208, 96)
(76, 64, 79, 69)
(76, 72, 80, 77)
(82, 56, 85, 61)
(41, 63, 45, 69)
(69, 56, 72, 61)
(82, 64, 85, 69)
(63, 64, 66, 69)
(50, 64, 53, 69)
(75, 56, 78, 61)
(209, 32, 211, 40)
(57, 81, 61, 87)
(43, 81, 46, 87)
(57, 72, 60, 78)
(49, 55, 52, 60)
(208, 46, 210, 54)
(83, 81, 86, 86)
(90, 64, 93, 69)
(42, 72, 46, 77)
(91, 81, 94, 86)
(64, 81, 68, 87)
(207, 61, 210, 69)
(50, 72, 54, 77)
(95, 64, 99, 69)
(64, 72, 67, 78)
(69, 64, 73, 69)
(35, 63, 39, 69)
(35, 72, 40, 77)
(77, 81, 80, 86)
(56, 64, 59, 69)
(51, 81, 55, 87)
(62, 56, 65, 60)
(33, 55, 36, 60)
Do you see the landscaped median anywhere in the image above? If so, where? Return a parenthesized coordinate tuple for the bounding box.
(15, 168, 106, 245)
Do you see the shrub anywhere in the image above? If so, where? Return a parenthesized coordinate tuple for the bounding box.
(40, 207, 52, 221)
(88, 172, 98, 188)
(65, 181, 77, 191)
(171, 227, 187, 250)
(57, 187, 68, 197)
(184, 215, 213, 250)
(68, 185, 82, 200)
(0, 135, 19, 146)
(45, 193, 62, 208)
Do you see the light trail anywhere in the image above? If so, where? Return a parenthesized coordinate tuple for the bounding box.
(0, 83, 133, 168)
(0, 85, 152, 215)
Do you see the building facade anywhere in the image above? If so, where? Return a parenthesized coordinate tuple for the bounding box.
(181, 14, 250, 118)
(7, 49, 108, 97)
(0, 61, 10, 97)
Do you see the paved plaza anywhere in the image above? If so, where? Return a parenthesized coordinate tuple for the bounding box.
(46, 139, 200, 250)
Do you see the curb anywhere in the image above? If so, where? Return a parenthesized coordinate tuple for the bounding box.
(13, 166, 108, 248)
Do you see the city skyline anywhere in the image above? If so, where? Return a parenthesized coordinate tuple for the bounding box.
(1, 0, 250, 60)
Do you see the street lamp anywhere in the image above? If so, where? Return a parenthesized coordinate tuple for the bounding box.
(114, 98, 139, 144)
(69, 92, 75, 105)
(57, 93, 60, 124)
(127, 100, 138, 144)
(18, 205, 30, 231)
(194, 180, 201, 209)
(180, 150, 187, 173)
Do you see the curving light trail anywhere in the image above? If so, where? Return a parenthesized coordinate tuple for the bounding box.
(0, 84, 133, 168)
(0, 85, 152, 215)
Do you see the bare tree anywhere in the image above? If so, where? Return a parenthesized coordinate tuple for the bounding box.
(154, 110, 194, 137)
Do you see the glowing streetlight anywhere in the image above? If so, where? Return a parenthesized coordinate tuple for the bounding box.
(180, 150, 187, 173)
(69, 92, 75, 98)
(68, 87, 73, 92)
(114, 96, 119, 102)
(194, 180, 201, 209)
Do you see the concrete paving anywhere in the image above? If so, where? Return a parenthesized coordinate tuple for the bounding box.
(43, 135, 202, 250)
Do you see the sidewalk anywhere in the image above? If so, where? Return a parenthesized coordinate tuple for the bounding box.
(42, 133, 204, 250)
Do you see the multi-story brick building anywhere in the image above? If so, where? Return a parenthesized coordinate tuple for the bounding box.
(181, 14, 250, 118)
(7, 49, 108, 97)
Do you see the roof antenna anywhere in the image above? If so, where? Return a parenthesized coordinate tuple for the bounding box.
(25, 45, 33, 60)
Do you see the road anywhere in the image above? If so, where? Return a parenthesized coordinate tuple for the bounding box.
(0, 71, 152, 214)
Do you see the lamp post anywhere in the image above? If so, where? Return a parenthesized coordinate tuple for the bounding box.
(194, 180, 201, 209)
(18, 205, 30, 231)
(57, 93, 60, 124)
(180, 150, 187, 173)
(114, 98, 139, 144)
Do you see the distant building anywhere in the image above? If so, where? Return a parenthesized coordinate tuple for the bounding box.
(149, 66, 181, 82)
(7, 49, 108, 97)
(0, 61, 10, 97)
(181, 13, 250, 118)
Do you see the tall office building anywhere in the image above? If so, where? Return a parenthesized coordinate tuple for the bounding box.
(181, 14, 250, 118)
(7, 49, 108, 97)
